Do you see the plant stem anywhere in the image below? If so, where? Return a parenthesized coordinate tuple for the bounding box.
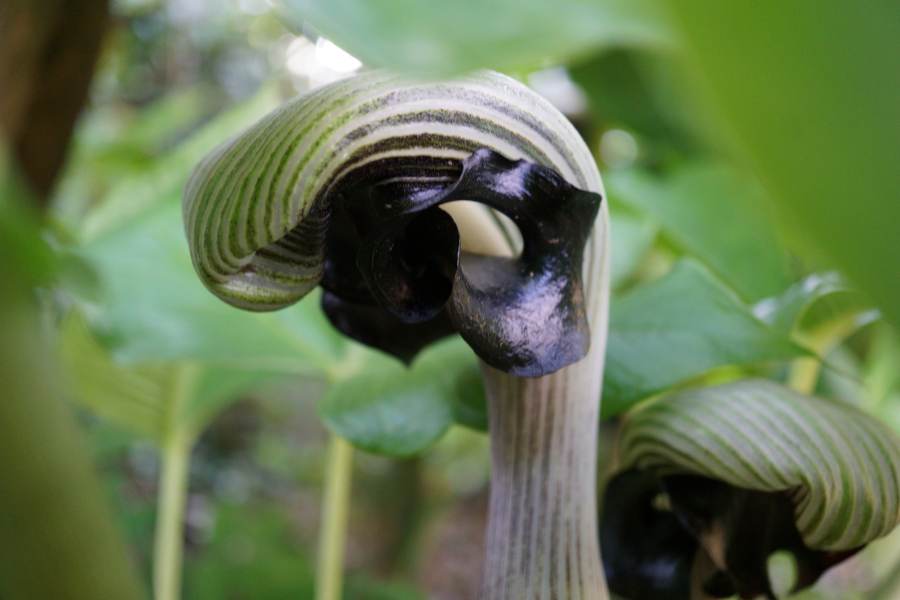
(478, 208, 610, 600)
(153, 362, 201, 600)
(154, 428, 192, 600)
(316, 434, 355, 600)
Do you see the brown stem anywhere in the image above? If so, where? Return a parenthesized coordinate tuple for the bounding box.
(0, 0, 110, 202)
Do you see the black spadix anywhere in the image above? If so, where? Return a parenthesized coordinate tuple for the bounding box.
(321, 148, 602, 378)
(601, 469, 860, 600)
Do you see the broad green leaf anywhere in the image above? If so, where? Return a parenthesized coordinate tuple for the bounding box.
(663, 2, 900, 329)
(61, 315, 281, 443)
(608, 162, 791, 302)
(621, 378, 900, 550)
(602, 258, 805, 416)
(318, 336, 485, 456)
(79, 84, 281, 242)
(608, 203, 658, 289)
(278, 0, 672, 77)
(77, 198, 347, 372)
(753, 272, 847, 334)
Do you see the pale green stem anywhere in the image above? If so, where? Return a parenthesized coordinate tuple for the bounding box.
(315, 434, 355, 600)
(153, 428, 193, 600)
(153, 363, 201, 600)
(788, 313, 861, 395)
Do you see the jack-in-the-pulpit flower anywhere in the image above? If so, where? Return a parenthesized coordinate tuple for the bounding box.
(183, 71, 602, 377)
(601, 379, 900, 600)
(183, 70, 612, 600)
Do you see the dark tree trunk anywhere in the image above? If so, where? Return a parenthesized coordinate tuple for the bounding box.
(0, 0, 109, 204)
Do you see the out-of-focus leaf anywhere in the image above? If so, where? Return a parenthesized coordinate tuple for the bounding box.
(278, 0, 672, 77)
(0, 144, 53, 287)
(78, 198, 347, 372)
(753, 272, 847, 334)
(569, 48, 715, 156)
(61, 316, 279, 443)
(56, 249, 104, 303)
(663, 2, 900, 329)
(608, 203, 658, 289)
(80, 84, 281, 241)
(602, 258, 806, 416)
(318, 336, 484, 456)
(608, 162, 791, 302)
(865, 325, 900, 416)
(0, 141, 147, 600)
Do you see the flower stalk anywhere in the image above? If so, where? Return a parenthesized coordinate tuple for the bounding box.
(477, 207, 610, 599)
(153, 427, 192, 600)
(153, 362, 201, 600)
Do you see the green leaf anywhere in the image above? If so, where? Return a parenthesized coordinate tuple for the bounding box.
(752, 272, 847, 334)
(61, 315, 279, 443)
(79, 84, 281, 242)
(621, 378, 900, 550)
(608, 203, 658, 289)
(662, 2, 900, 329)
(278, 0, 672, 77)
(0, 143, 54, 287)
(318, 336, 485, 456)
(602, 258, 806, 416)
(0, 141, 147, 600)
(608, 162, 791, 302)
(77, 198, 347, 372)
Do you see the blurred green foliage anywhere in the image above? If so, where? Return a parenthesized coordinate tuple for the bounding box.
(277, 0, 673, 77)
(664, 2, 900, 331)
(602, 259, 806, 417)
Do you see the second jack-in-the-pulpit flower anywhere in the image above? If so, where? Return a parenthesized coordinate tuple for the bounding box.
(601, 379, 900, 600)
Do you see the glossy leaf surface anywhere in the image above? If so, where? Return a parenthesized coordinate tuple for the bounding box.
(317, 336, 485, 456)
(608, 163, 790, 302)
(602, 259, 805, 416)
(752, 272, 847, 334)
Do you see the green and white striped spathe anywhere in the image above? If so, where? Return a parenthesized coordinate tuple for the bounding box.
(182, 70, 602, 311)
(620, 379, 900, 551)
